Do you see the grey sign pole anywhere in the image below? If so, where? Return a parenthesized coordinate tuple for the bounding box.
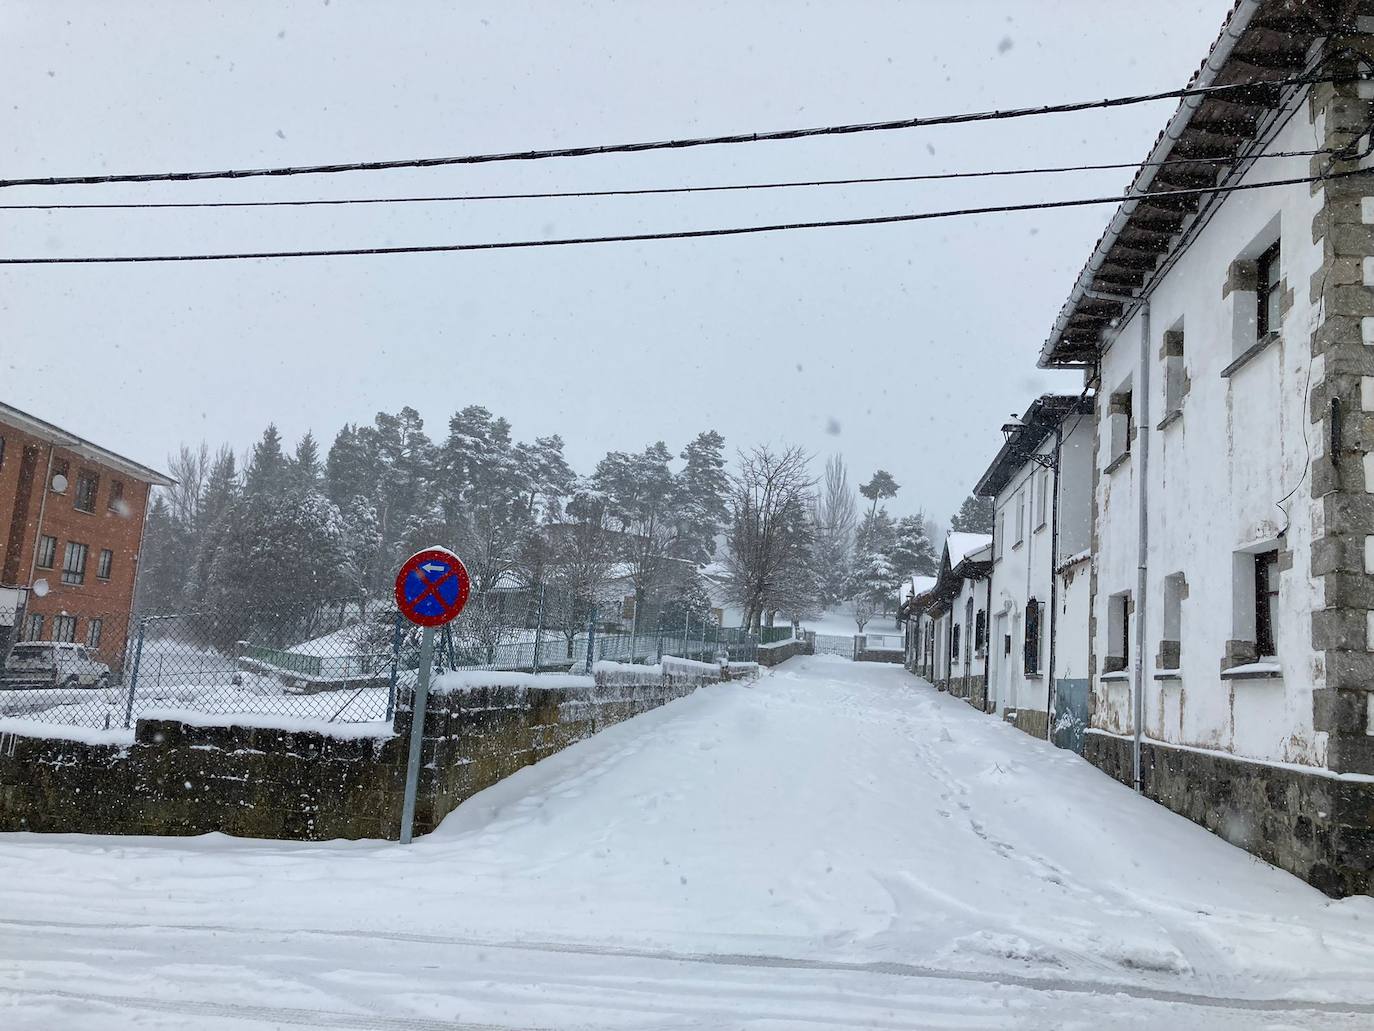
(399, 624, 435, 845)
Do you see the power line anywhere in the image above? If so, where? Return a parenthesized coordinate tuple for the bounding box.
(2, 167, 1365, 266)
(0, 147, 1334, 212)
(0, 72, 1349, 191)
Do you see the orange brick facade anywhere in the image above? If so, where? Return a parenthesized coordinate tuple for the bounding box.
(0, 411, 168, 672)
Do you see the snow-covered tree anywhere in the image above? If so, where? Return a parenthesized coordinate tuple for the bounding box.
(950, 493, 995, 534)
(846, 544, 898, 633)
(811, 455, 857, 608)
(887, 513, 938, 580)
(675, 430, 729, 564)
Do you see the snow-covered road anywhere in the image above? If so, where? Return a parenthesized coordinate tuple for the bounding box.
(3, 656, 1374, 1029)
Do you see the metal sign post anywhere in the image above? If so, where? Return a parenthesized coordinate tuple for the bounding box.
(399, 624, 434, 845)
(393, 546, 471, 845)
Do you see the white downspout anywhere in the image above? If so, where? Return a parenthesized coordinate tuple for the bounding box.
(1133, 303, 1151, 792)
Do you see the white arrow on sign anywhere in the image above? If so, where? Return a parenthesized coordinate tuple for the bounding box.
(421, 562, 448, 574)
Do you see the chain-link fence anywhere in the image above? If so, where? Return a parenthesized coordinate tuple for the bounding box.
(0, 586, 760, 732)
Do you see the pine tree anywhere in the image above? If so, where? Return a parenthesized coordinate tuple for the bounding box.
(859, 470, 900, 520)
(244, 424, 287, 497)
(887, 513, 938, 580)
(950, 493, 995, 534)
(289, 431, 321, 493)
(676, 430, 729, 563)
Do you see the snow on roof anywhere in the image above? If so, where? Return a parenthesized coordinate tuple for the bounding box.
(909, 575, 936, 596)
(946, 532, 992, 567)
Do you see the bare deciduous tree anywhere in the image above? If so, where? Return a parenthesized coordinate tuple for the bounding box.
(811, 454, 857, 608)
(724, 445, 816, 632)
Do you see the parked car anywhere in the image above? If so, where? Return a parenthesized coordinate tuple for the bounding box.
(1, 642, 111, 688)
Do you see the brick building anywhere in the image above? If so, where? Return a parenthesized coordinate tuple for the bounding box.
(0, 402, 173, 672)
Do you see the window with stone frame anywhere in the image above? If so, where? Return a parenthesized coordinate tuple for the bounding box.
(1158, 572, 1186, 671)
(974, 609, 987, 656)
(950, 623, 961, 661)
(1035, 468, 1049, 529)
(1014, 488, 1025, 545)
(1255, 550, 1279, 659)
(1162, 322, 1187, 418)
(1104, 591, 1130, 674)
(1107, 385, 1133, 467)
(1256, 240, 1281, 340)
(1024, 598, 1042, 674)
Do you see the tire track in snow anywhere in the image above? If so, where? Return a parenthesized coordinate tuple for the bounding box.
(4, 916, 1374, 1018)
(0, 987, 539, 1030)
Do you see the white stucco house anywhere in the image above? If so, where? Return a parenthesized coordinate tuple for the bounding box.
(901, 533, 992, 707)
(973, 394, 1095, 743)
(1036, 3, 1374, 894)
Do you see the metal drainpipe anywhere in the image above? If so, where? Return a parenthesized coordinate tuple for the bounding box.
(1045, 419, 1064, 741)
(982, 569, 992, 712)
(1133, 303, 1152, 793)
(25, 444, 56, 590)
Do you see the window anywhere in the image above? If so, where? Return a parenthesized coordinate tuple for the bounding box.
(108, 479, 125, 511)
(995, 511, 1005, 557)
(950, 623, 961, 660)
(964, 597, 974, 666)
(51, 459, 69, 491)
(36, 535, 57, 569)
(1162, 324, 1186, 416)
(1255, 551, 1279, 658)
(52, 614, 76, 643)
(87, 618, 103, 649)
(97, 548, 113, 580)
(1107, 387, 1133, 466)
(74, 470, 99, 513)
(0, 434, 5, 471)
(974, 609, 987, 654)
(1160, 572, 1186, 670)
(1105, 592, 1130, 673)
(621, 595, 635, 621)
(1014, 489, 1025, 545)
(25, 613, 43, 641)
(1256, 240, 1280, 340)
(1036, 468, 1049, 528)
(1024, 598, 1042, 674)
(61, 541, 89, 585)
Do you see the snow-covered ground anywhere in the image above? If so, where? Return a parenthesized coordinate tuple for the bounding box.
(2, 657, 1373, 1028)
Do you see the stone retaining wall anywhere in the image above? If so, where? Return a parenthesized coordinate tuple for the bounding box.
(757, 638, 813, 667)
(1085, 730, 1374, 897)
(0, 658, 731, 842)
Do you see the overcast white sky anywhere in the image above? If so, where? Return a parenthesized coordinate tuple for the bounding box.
(2, 0, 1234, 522)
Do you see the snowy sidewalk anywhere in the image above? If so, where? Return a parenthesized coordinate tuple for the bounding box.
(2, 656, 1374, 1029)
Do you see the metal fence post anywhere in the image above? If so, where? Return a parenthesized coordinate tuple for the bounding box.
(122, 616, 148, 730)
(531, 583, 545, 675)
(682, 610, 690, 659)
(656, 614, 664, 663)
(385, 610, 403, 722)
(584, 607, 597, 675)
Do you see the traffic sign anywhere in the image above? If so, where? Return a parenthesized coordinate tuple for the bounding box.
(394, 547, 471, 627)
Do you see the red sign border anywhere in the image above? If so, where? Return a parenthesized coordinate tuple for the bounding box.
(394, 548, 472, 627)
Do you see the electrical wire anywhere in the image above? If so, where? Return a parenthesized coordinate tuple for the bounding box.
(0, 147, 1336, 211)
(2, 166, 1367, 266)
(0, 72, 1356, 191)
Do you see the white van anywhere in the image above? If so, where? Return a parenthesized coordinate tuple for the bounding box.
(3, 642, 111, 688)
